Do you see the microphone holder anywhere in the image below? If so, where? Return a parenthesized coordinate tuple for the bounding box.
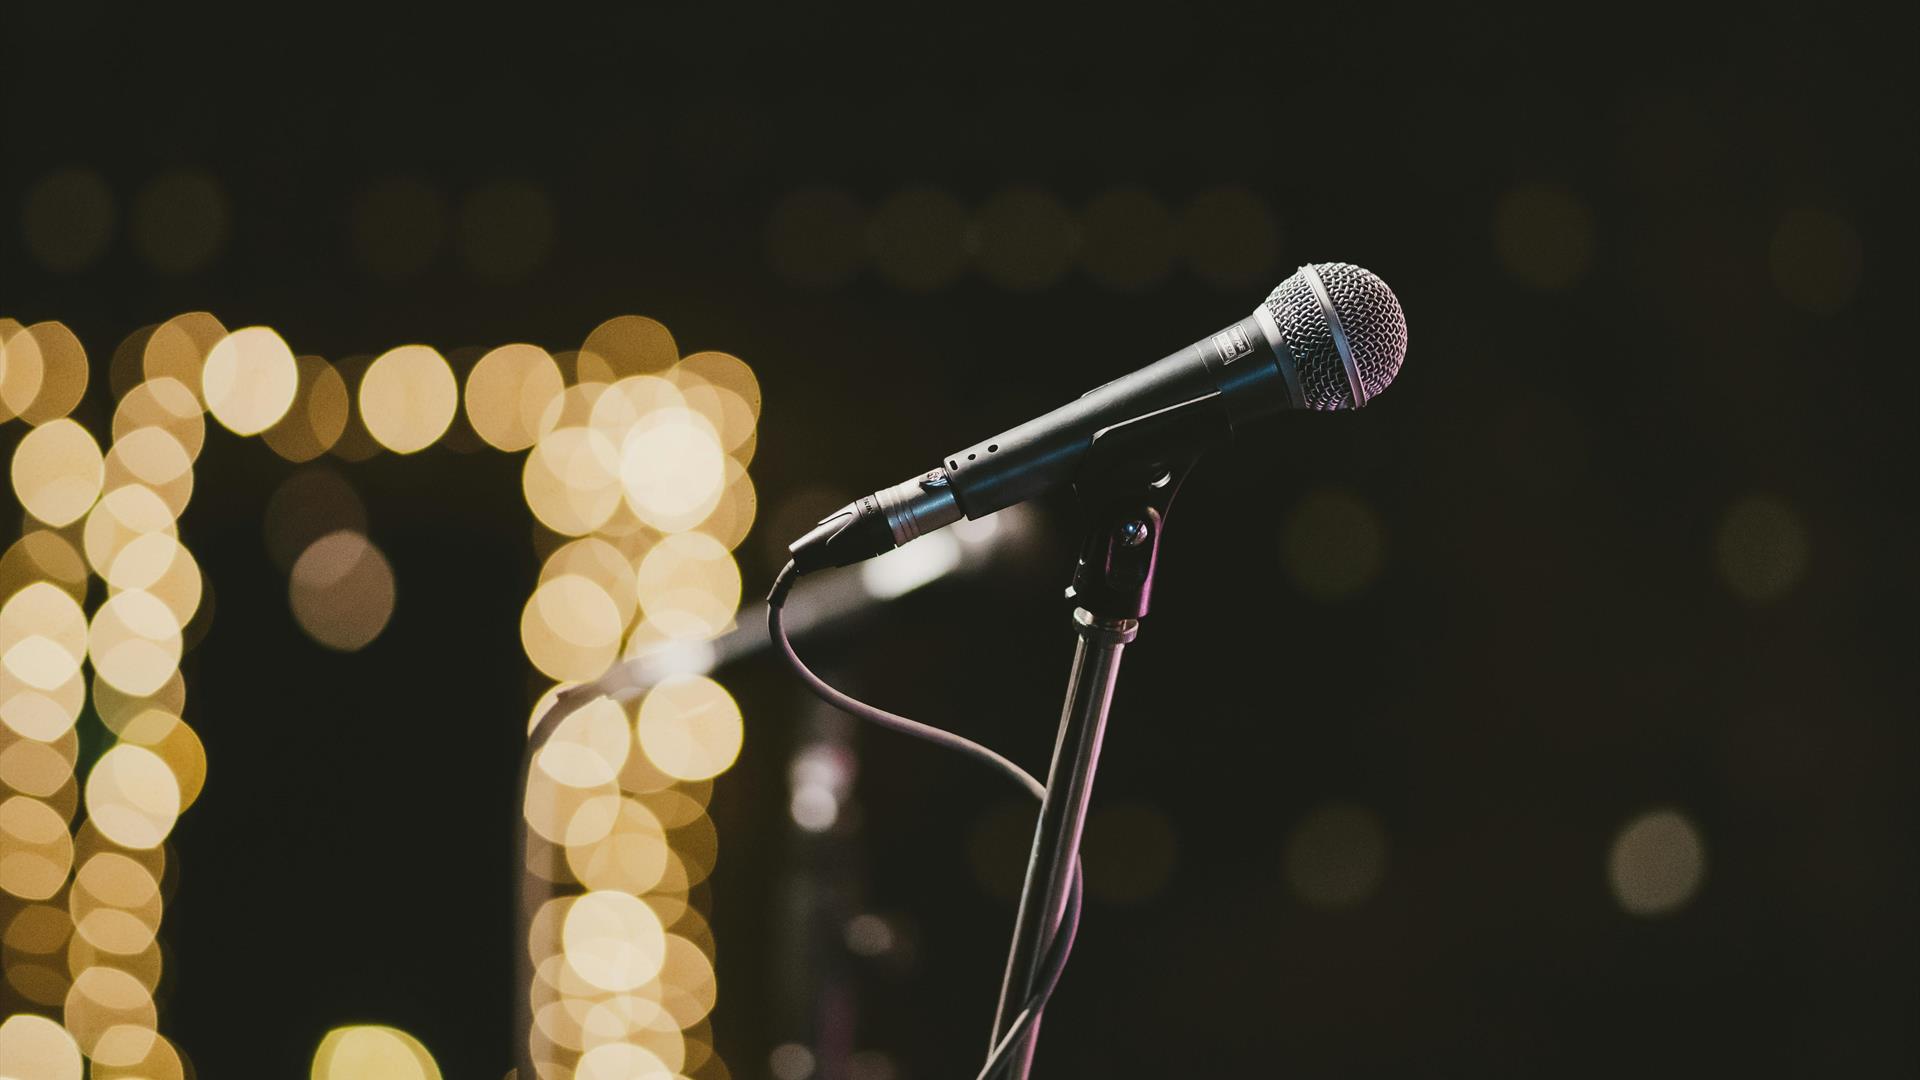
(987, 391, 1226, 1078)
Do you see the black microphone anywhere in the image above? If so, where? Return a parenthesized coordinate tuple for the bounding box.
(789, 262, 1408, 574)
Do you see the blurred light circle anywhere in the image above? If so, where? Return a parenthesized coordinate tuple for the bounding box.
(1494, 182, 1596, 290)
(1, 582, 89, 692)
(0, 321, 47, 421)
(522, 769, 618, 846)
(972, 186, 1078, 291)
(1715, 494, 1808, 604)
(634, 532, 739, 640)
(1769, 207, 1862, 315)
(575, 1042, 673, 1080)
(1284, 802, 1389, 909)
(620, 408, 728, 532)
(103, 426, 194, 516)
(674, 351, 761, 440)
(264, 467, 367, 571)
(142, 312, 226, 406)
(21, 167, 115, 273)
(696, 458, 758, 552)
(85, 1030, 185, 1080)
(82, 744, 180, 850)
(770, 1043, 816, 1080)
(465, 343, 563, 451)
(1080, 187, 1175, 291)
(0, 1012, 82, 1080)
(360, 345, 457, 453)
(867, 186, 969, 292)
(541, 538, 639, 628)
(522, 574, 624, 682)
(523, 427, 623, 536)
(289, 530, 397, 652)
(537, 696, 632, 789)
(12, 418, 104, 526)
(1608, 808, 1706, 917)
(203, 326, 299, 435)
(656, 933, 718, 1027)
(566, 796, 670, 895)
(131, 170, 228, 275)
(0, 738, 73, 799)
(352, 177, 449, 283)
(119, 709, 207, 810)
(0, 667, 85, 742)
(311, 1025, 443, 1080)
(70, 851, 163, 954)
(109, 532, 203, 629)
(263, 356, 351, 463)
(581, 315, 678, 379)
(0, 530, 89, 604)
(457, 179, 554, 283)
(1282, 489, 1386, 600)
(112, 377, 205, 461)
(91, 671, 185, 740)
(62, 965, 157, 1065)
(579, 997, 682, 1068)
(19, 321, 91, 425)
(1179, 185, 1278, 290)
(766, 186, 865, 289)
(87, 591, 182, 696)
(0, 796, 74, 900)
(563, 890, 668, 992)
(635, 675, 743, 782)
(84, 485, 178, 580)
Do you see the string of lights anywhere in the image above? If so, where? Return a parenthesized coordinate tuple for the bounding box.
(0, 311, 757, 1079)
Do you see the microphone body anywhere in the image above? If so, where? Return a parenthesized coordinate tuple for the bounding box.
(791, 263, 1406, 574)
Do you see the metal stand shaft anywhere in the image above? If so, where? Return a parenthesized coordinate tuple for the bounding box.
(988, 608, 1137, 1078)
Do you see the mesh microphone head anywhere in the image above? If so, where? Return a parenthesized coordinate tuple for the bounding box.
(1263, 263, 1408, 411)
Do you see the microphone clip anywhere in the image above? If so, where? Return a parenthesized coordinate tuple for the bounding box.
(1066, 391, 1228, 620)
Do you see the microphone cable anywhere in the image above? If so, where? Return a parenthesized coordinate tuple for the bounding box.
(767, 560, 1084, 1080)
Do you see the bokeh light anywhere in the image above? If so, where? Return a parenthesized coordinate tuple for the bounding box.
(1282, 489, 1386, 599)
(11, 419, 104, 527)
(465, 343, 564, 452)
(289, 530, 398, 652)
(130, 170, 228, 276)
(82, 745, 180, 851)
(563, 889, 668, 991)
(263, 356, 351, 463)
(1608, 808, 1706, 917)
(360, 345, 458, 453)
(203, 326, 299, 435)
(458, 180, 555, 283)
(142, 312, 227, 403)
(311, 1025, 443, 1080)
(636, 676, 743, 782)
(18, 321, 91, 426)
(0, 1012, 83, 1080)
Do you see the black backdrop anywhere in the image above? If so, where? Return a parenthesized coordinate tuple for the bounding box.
(2, 5, 1912, 1077)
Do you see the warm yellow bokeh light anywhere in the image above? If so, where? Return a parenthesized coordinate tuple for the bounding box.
(634, 532, 740, 640)
(62, 964, 158, 1065)
(0, 795, 75, 901)
(521, 574, 624, 682)
(360, 344, 457, 453)
(1, 583, 89, 692)
(263, 355, 351, 462)
(563, 889, 668, 991)
(87, 591, 183, 697)
(636, 675, 744, 782)
(143, 312, 226, 404)
(71, 851, 164, 955)
(0, 1012, 83, 1080)
(82, 744, 181, 850)
(18, 321, 90, 426)
(466, 343, 563, 451)
(311, 1025, 443, 1080)
(112, 377, 206, 462)
(566, 795, 670, 895)
(581, 315, 678, 379)
(119, 708, 208, 810)
(575, 1041, 676, 1080)
(523, 427, 623, 536)
(84, 485, 178, 581)
(536, 695, 632, 789)
(203, 326, 299, 435)
(0, 320, 47, 421)
(103, 426, 195, 516)
(619, 407, 727, 532)
(12, 418, 104, 526)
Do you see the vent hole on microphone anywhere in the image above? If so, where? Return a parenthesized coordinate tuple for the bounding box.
(967, 453, 976, 460)
(988, 444, 998, 453)
(949, 460, 958, 470)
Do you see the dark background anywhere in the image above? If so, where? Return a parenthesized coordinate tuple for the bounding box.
(3, 5, 1912, 1077)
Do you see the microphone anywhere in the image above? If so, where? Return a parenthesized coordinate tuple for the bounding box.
(789, 262, 1408, 575)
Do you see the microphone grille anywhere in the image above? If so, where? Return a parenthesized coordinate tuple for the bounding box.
(1264, 263, 1409, 411)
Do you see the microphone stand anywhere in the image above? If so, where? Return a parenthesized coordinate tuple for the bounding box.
(987, 392, 1225, 1078)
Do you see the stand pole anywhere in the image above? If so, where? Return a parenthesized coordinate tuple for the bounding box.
(987, 607, 1138, 1077)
